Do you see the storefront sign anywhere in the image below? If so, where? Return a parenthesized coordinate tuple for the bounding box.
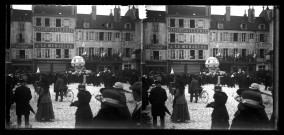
(36, 60, 70, 64)
(35, 43, 74, 49)
(34, 27, 74, 33)
(145, 45, 167, 49)
(171, 61, 204, 64)
(168, 28, 209, 33)
(168, 44, 208, 50)
(256, 43, 270, 48)
(11, 44, 33, 49)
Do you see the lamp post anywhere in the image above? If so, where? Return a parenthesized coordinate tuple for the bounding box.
(139, 5, 147, 77)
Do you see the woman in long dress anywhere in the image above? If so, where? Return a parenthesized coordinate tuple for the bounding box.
(171, 77, 190, 123)
(35, 78, 55, 121)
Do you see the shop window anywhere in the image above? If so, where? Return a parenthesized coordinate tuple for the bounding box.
(56, 19, 61, 27)
(170, 19, 175, 27)
(233, 48, 238, 56)
(45, 18, 50, 27)
(108, 48, 112, 56)
(190, 50, 195, 59)
(56, 49, 61, 58)
(36, 18, 41, 26)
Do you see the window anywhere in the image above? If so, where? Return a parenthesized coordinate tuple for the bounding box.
(56, 19, 61, 27)
(124, 64, 132, 70)
(179, 34, 185, 43)
(107, 23, 112, 29)
(64, 49, 69, 58)
(45, 49, 50, 58)
(83, 21, 89, 28)
(233, 48, 238, 56)
(19, 50, 25, 59)
(19, 22, 25, 31)
(259, 49, 265, 58)
(153, 34, 158, 44)
(63, 19, 70, 27)
(153, 51, 159, 60)
(44, 33, 51, 42)
(249, 33, 254, 39)
(17, 33, 25, 43)
(179, 50, 184, 59)
(107, 32, 112, 41)
(198, 50, 203, 59)
(170, 50, 175, 59)
(190, 20, 195, 28)
(99, 48, 104, 55)
(170, 19, 175, 27)
(36, 49, 41, 58)
(153, 23, 159, 32)
(89, 32, 94, 40)
(260, 34, 265, 42)
(79, 47, 84, 56)
(56, 49, 61, 58)
(258, 65, 266, 71)
(115, 33, 120, 38)
(170, 34, 175, 43)
(213, 48, 218, 57)
(241, 33, 246, 42)
(99, 32, 104, 41)
(125, 23, 131, 29)
(233, 33, 238, 41)
(125, 33, 130, 41)
(210, 32, 216, 41)
(88, 48, 94, 57)
(223, 48, 228, 57)
(125, 48, 130, 57)
(217, 22, 224, 29)
(198, 20, 204, 28)
(224, 32, 229, 41)
(241, 23, 247, 30)
(45, 18, 50, 27)
(179, 19, 184, 28)
(36, 18, 41, 26)
(190, 50, 195, 59)
(259, 24, 265, 30)
(36, 33, 41, 42)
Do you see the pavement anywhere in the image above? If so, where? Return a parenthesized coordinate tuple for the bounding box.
(7, 83, 273, 129)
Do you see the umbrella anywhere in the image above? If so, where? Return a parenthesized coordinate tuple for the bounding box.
(28, 104, 36, 115)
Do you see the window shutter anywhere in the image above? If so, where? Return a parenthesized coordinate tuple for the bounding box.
(34, 49, 37, 58)
(95, 32, 99, 41)
(33, 18, 36, 26)
(41, 33, 44, 42)
(167, 18, 170, 27)
(53, 18, 56, 27)
(175, 19, 178, 28)
(69, 49, 71, 58)
(76, 47, 79, 56)
(121, 33, 124, 41)
(41, 48, 44, 58)
(40, 18, 43, 27)
(150, 34, 153, 44)
(196, 34, 200, 43)
(16, 33, 19, 43)
(203, 20, 206, 29)
(238, 33, 241, 42)
(195, 19, 198, 28)
(104, 32, 107, 41)
(210, 48, 213, 57)
(184, 50, 188, 59)
(203, 50, 206, 59)
(184, 19, 188, 28)
(175, 34, 178, 43)
(264, 34, 267, 42)
(130, 33, 134, 41)
(195, 50, 198, 60)
(247, 33, 250, 42)
(159, 50, 163, 60)
(112, 32, 115, 41)
(167, 33, 170, 43)
(175, 49, 179, 59)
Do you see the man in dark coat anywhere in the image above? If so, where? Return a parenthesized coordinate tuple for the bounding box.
(70, 84, 93, 128)
(206, 85, 229, 129)
(230, 90, 270, 130)
(148, 80, 167, 129)
(188, 76, 199, 103)
(13, 79, 32, 128)
(54, 75, 65, 102)
(113, 82, 132, 119)
(129, 82, 143, 128)
(142, 76, 149, 110)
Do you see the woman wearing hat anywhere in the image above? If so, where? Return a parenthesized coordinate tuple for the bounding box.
(70, 84, 93, 128)
(206, 85, 229, 129)
(230, 90, 270, 130)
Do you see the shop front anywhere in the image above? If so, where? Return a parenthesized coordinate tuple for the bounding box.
(145, 61, 167, 74)
(168, 60, 205, 74)
(11, 60, 33, 73)
(34, 60, 71, 73)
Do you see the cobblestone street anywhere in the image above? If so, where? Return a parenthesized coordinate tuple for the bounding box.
(9, 83, 273, 129)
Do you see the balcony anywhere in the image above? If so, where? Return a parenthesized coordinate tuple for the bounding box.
(216, 54, 257, 63)
(83, 54, 122, 62)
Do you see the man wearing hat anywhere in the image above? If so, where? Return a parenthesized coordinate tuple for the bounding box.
(54, 74, 65, 102)
(13, 79, 32, 128)
(188, 76, 199, 103)
(206, 85, 229, 129)
(70, 84, 93, 128)
(148, 80, 168, 129)
(92, 89, 132, 128)
(113, 82, 132, 119)
(230, 90, 270, 130)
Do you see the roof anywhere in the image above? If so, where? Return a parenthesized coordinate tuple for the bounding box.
(33, 5, 75, 17)
(144, 10, 166, 22)
(167, 5, 207, 16)
(210, 15, 269, 31)
(11, 9, 32, 22)
(76, 14, 135, 30)
(259, 8, 274, 22)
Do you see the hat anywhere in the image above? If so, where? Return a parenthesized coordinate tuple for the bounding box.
(101, 89, 124, 108)
(129, 82, 142, 95)
(77, 84, 86, 90)
(241, 90, 264, 109)
(113, 82, 124, 89)
(249, 83, 260, 90)
(213, 85, 222, 92)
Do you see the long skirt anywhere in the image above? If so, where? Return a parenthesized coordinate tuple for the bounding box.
(36, 102, 55, 121)
(171, 104, 190, 122)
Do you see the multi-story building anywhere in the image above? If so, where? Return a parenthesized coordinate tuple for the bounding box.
(10, 9, 33, 73)
(32, 5, 77, 72)
(166, 5, 211, 73)
(142, 10, 167, 73)
(210, 6, 271, 73)
(75, 6, 137, 72)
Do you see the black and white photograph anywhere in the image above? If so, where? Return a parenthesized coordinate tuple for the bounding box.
(5, 5, 278, 130)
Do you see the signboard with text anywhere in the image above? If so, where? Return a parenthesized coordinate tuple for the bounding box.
(11, 44, 33, 49)
(35, 43, 74, 49)
(168, 44, 208, 50)
(34, 27, 75, 33)
(145, 45, 167, 49)
(168, 28, 209, 34)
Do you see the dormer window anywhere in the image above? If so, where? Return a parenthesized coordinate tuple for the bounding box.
(106, 22, 112, 29)
(125, 23, 131, 29)
(217, 22, 224, 29)
(259, 24, 265, 30)
(83, 21, 89, 28)
(241, 23, 247, 30)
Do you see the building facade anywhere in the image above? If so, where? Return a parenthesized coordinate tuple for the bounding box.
(10, 9, 33, 73)
(32, 5, 77, 73)
(210, 6, 271, 73)
(166, 5, 211, 74)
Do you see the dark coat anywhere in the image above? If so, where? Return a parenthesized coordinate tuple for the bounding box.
(70, 90, 93, 128)
(209, 91, 230, 129)
(92, 107, 132, 129)
(131, 102, 142, 128)
(230, 104, 270, 130)
(188, 79, 199, 93)
(148, 86, 167, 117)
(54, 77, 64, 92)
(14, 85, 32, 115)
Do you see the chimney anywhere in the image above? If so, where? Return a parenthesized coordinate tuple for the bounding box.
(114, 6, 118, 22)
(225, 6, 230, 21)
(91, 6, 96, 21)
(251, 6, 255, 23)
(32, 5, 34, 14)
(248, 6, 252, 22)
(110, 9, 113, 16)
(244, 9, 247, 17)
(117, 6, 121, 22)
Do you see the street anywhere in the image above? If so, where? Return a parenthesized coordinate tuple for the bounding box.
(9, 83, 273, 129)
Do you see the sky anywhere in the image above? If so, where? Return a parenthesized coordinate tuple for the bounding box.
(12, 5, 274, 17)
